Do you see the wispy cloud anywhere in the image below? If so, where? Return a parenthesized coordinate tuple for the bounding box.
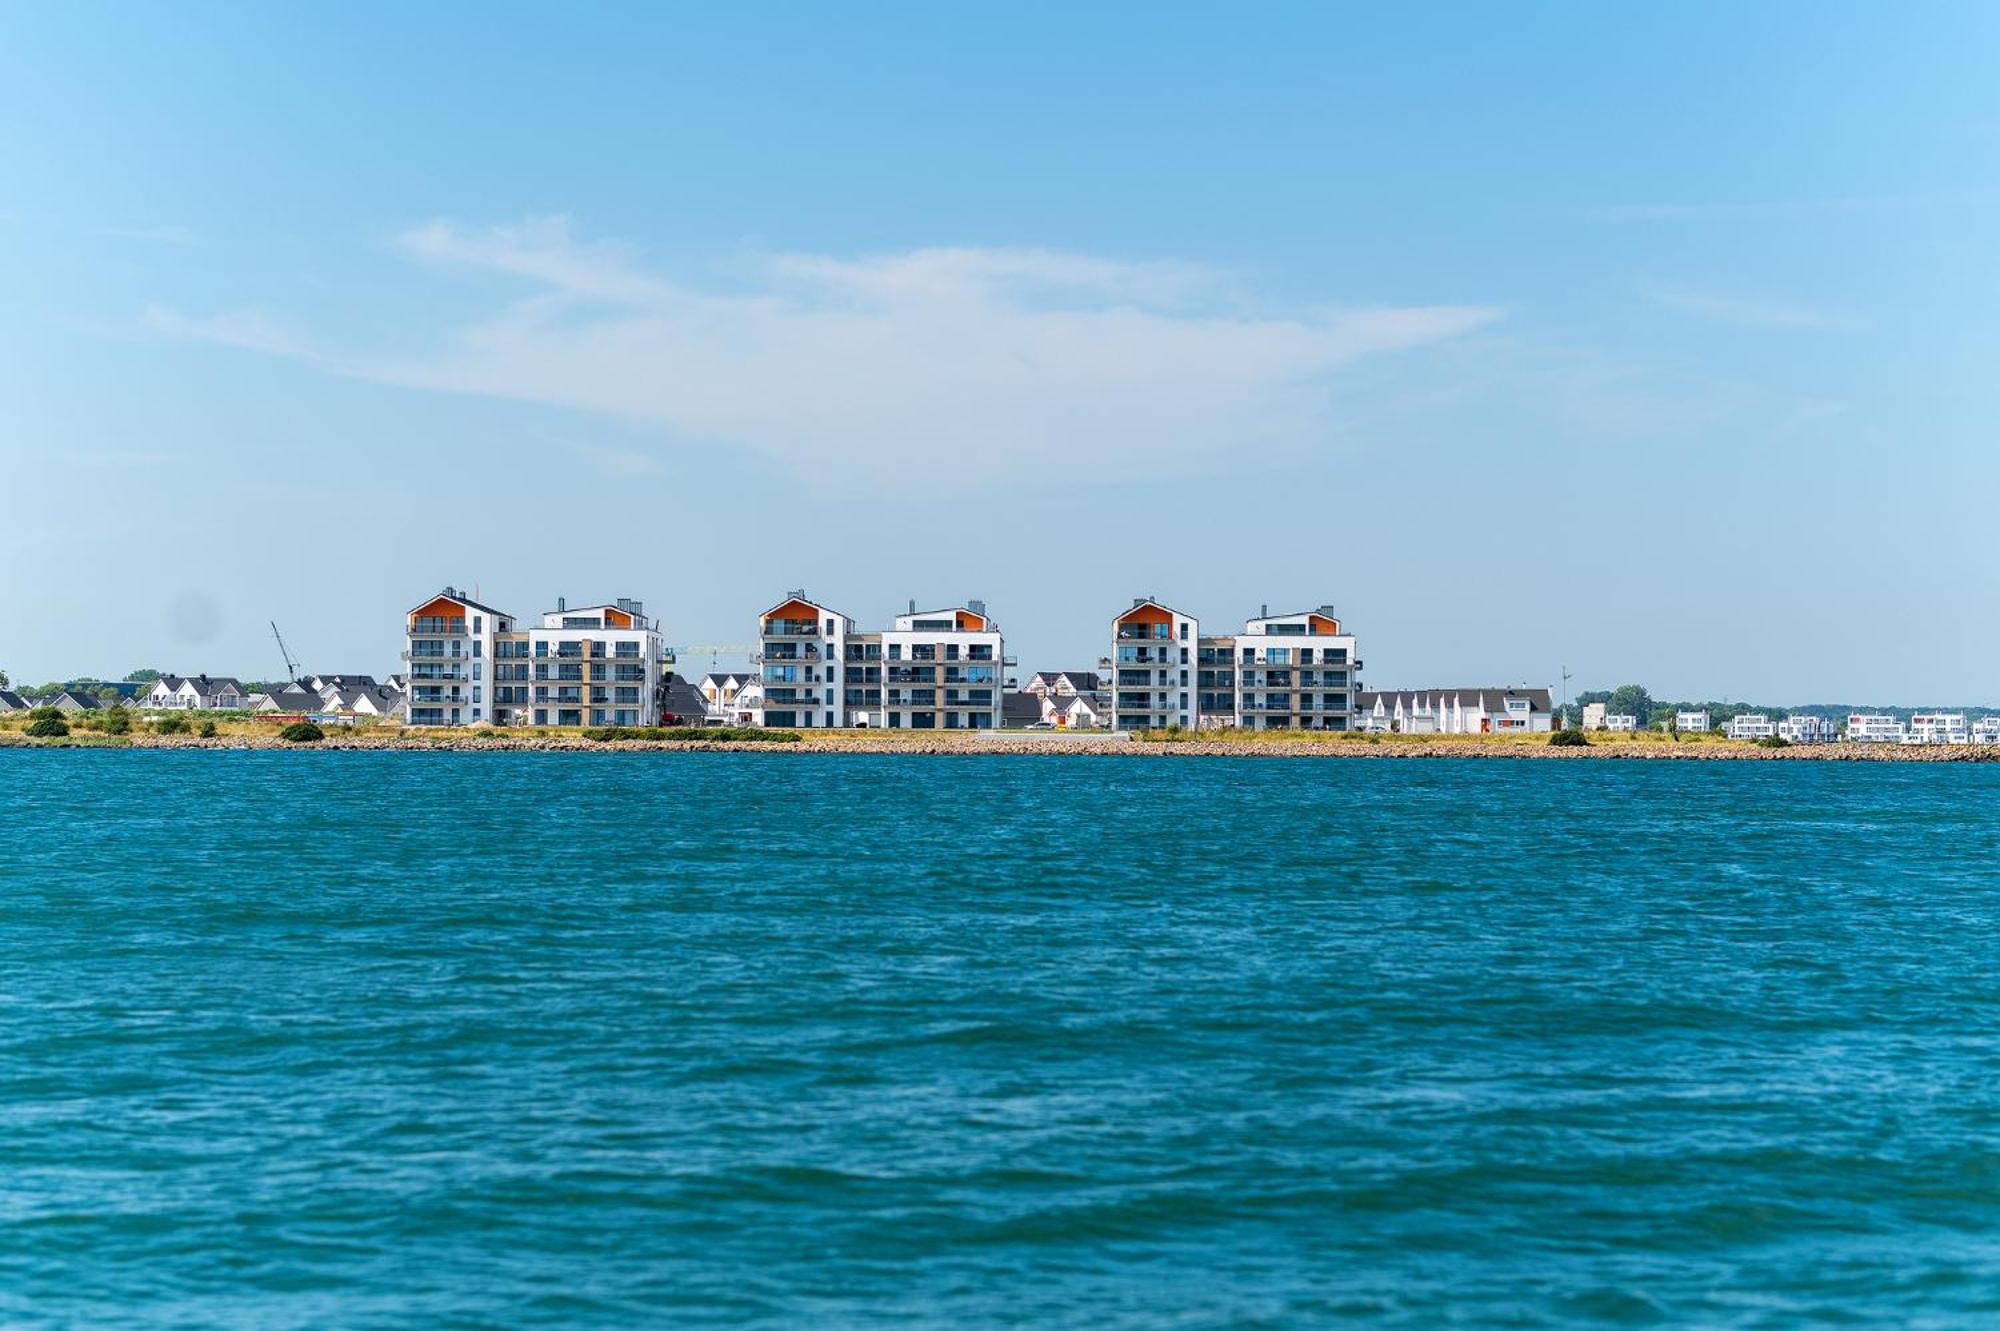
(1648, 289, 1863, 333)
(152, 215, 1502, 491)
(563, 439, 663, 477)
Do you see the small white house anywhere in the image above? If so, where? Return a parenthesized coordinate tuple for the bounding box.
(1904, 713, 1969, 745)
(1845, 714, 1905, 744)
(144, 675, 250, 710)
(1675, 710, 1710, 733)
(1778, 715, 1838, 744)
(1972, 717, 2000, 745)
(1581, 702, 1607, 730)
(1603, 713, 1638, 732)
(1725, 713, 1775, 740)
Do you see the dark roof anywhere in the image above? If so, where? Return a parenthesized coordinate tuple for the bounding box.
(1001, 692, 1044, 725)
(702, 671, 755, 687)
(408, 588, 511, 617)
(660, 674, 710, 722)
(0, 690, 27, 711)
(1357, 688, 1554, 712)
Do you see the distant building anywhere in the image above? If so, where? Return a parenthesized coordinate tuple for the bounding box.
(1603, 713, 1638, 732)
(1845, 714, 1905, 744)
(1778, 715, 1838, 744)
(36, 690, 102, 713)
(754, 594, 1006, 730)
(1112, 600, 1358, 732)
(1359, 688, 1555, 734)
(252, 685, 324, 715)
(1110, 598, 1197, 732)
(1675, 710, 1710, 733)
(0, 690, 28, 713)
(699, 671, 758, 718)
(1904, 713, 1969, 745)
(142, 675, 249, 710)
(1581, 702, 1607, 730)
(1001, 691, 1045, 728)
(1973, 717, 2000, 745)
(1725, 713, 1776, 740)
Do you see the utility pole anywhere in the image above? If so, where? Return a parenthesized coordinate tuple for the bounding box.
(1561, 665, 1573, 726)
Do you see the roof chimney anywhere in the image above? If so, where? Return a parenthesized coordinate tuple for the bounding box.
(1261, 603, 1269, 618)
(968, 598, 986, 617)
(557, 596, 566, 612)
(908, 598, 916, 614)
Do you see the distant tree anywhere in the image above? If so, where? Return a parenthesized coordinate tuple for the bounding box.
(103, 707, 132, 735)
(0, 668, 9, 688)
(124, 669, 164, 684)
(1607, 684, 1655, 727)
(96, 686, 123, 701)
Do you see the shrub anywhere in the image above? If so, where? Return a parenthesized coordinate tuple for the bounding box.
(198, 720, 217, 738)
(1548, 728, 1589, 747)
(279, 721, 324, 743)
(1754, 735, 1790, 749)
(153, 715, 190, 735)
(103, 707, 131, 735)
(27, 705, 61, 723)
(25, 716, 69, 738)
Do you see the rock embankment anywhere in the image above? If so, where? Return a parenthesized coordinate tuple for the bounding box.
(6, 733, 2000, 761)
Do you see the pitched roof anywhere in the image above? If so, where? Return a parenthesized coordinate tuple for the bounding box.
(1358, 688, 1554, 712)
(0, 690, 27, 711)
(1001, 692, 1044, 725)
(701, 671, 755, 688)
(660, 674, 710, 722)
(407, 588, 510, 617)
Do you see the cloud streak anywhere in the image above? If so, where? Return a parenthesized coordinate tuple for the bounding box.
(1649, 289, 1863, 333)
(153, 216, 1502, 490)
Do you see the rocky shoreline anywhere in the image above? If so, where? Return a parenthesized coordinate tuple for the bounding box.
(5, 733, 1999, 761)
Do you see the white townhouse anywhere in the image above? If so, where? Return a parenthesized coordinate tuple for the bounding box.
(1973, 717, 2000, 745)
(1904, 713, 1969, 745)
(141, 675, 250, 710)
(1675, 710, 1711, 733)
(1110, 598, 1198, 732)
(1604, 713, 1639, 732)
(1845, 714, 1905, 744)
(404, 587, 671, 727)
(700, 671, 758, 721)
(1582, 702, 1607, 730)
(1359, 688, 1555, 735)
(1725, 713, 1776, 740)
(1778, 714, 1838, 744)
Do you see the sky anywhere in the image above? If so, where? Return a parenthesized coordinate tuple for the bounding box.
(3, 3, 1998, 702)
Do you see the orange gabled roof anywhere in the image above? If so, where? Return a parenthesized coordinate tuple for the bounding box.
(761, 596, 831, 621)
(1115, 600, 1178, 626)
(955, 609, 988, 632)
(1308, 613, 1343, 635)
(409, 594, 469, 620)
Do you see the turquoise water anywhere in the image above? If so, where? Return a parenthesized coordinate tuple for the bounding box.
(5, 751, 2000, 1328)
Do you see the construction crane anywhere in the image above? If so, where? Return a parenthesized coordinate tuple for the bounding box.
(271, 621, 301, 685)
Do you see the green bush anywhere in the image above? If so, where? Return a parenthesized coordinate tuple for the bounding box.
(103, 707, 131, 735)
(25, 716, 69, 738)
(583, 725, 799, 743)
(197, 720, 217, 738)
(278, 721, 325, 743)
(153, 715, 190, 735)
(1548, 728, 1589, 747)
(28, 705, 61, 723)
(1754, 735, 1790, 749)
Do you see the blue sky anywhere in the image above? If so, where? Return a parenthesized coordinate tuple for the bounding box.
(4, 4, 1998, 701)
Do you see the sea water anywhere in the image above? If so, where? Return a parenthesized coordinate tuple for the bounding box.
(4, 750, 1999, 1328)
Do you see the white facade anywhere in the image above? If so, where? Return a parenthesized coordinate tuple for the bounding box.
(1225, 608, 1360, 732)
(1582, 702, 1607, 730)
(1675, 710, 1710, 732)
(1904, 713, 1969, 745)
(1604, 713, 1638, 732)
(1725, 713, 1776, 740)
(1972, 717, 2000, 745)
(1845, 714, 1905, 744)
(1359, 688, 1555, 735)
(754, 594, 851, 728)
(142, 675, 250, 710)
(1110, 599, 1198, 731)
(406, 588, 670, 727)
(875, 603, 1005, 730)
(1778, 714, 1838, 744)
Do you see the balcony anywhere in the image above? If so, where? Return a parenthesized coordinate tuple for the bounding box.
(408, 622, 468, 638)
(763, 623, 822, 638)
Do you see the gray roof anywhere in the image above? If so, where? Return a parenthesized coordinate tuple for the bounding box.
(1001, 692, 1044, 725)
(702, 671, 755, 688)
(660, 674, 710, 722)
(258, 687, 322, 712)
(408, 588, 510, 618)
(0, 690, 27, 711)
(160, 675, 245, 694)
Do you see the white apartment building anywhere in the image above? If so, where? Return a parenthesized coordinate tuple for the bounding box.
(1778, 714, 1838, 744)
(1604, 713, 1639, 732)
(1675, 710, 1711, 732)
(1973, 717, 2000, 745)
(1110, 599, 1198, 731)
(1581, 702, 1607, 730)
(754, 594, 851, 728)
(755, 594, 1009, 730)
(875, 602, 1006, 730)
(1904, 713, 1969, 745)
(1725, 713, 1776, 740)
(1845, 714, 1905, 744)
(406, 588, 670, 727)
(1228, 607, 1359, 731)
(1359, 688, 1555, 734)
